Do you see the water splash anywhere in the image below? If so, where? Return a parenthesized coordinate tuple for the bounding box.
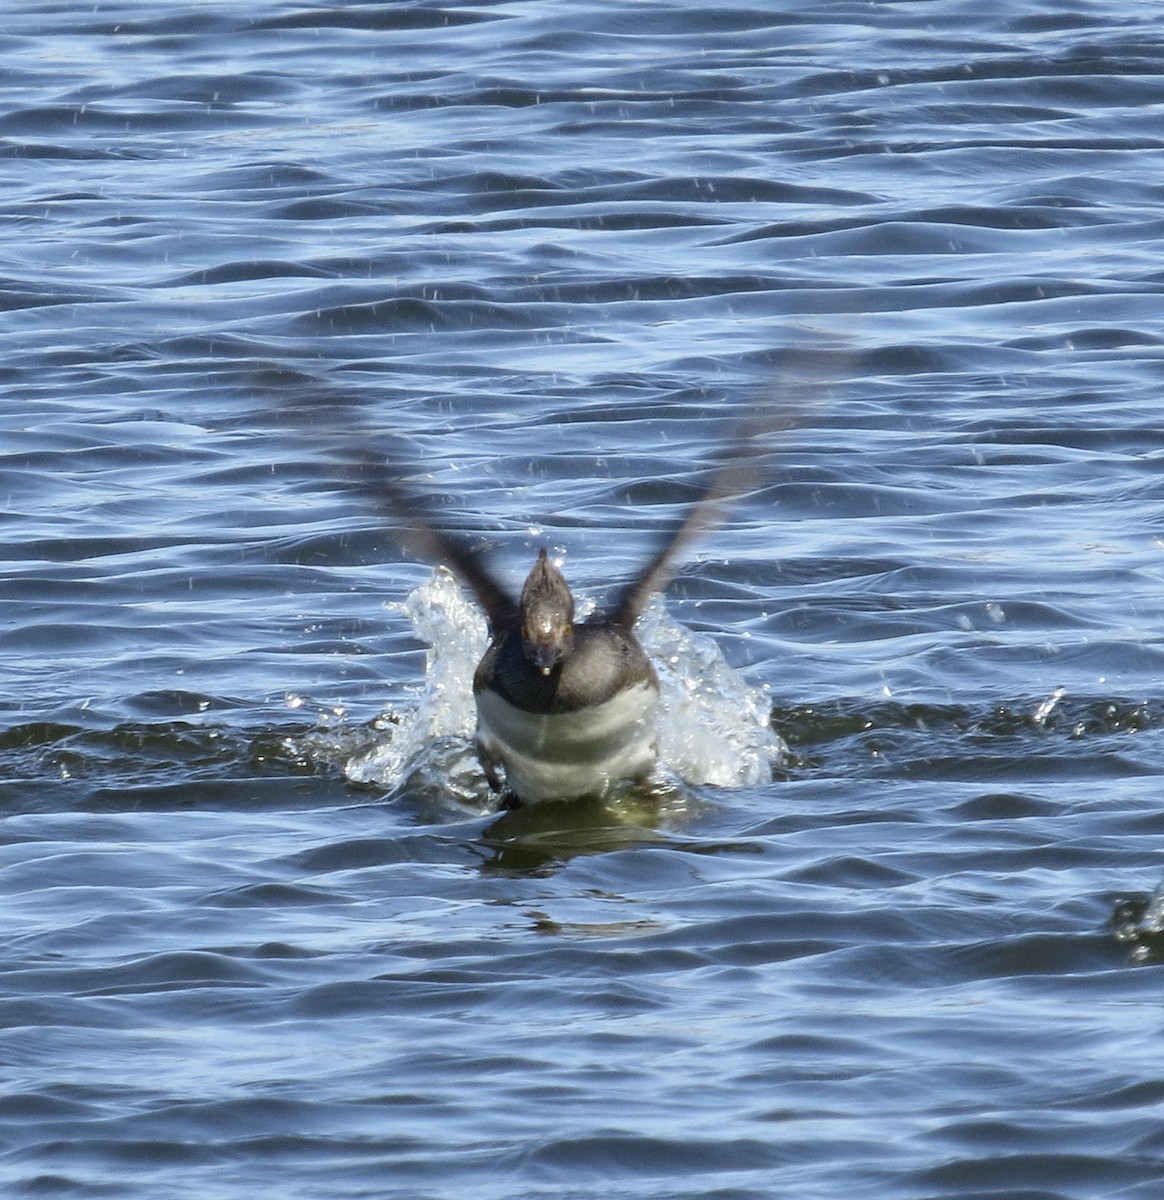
(636, 595, 786, 788)
(1112, 882, 1164, 964)
(344, 568, 785, 800)
(345, 567, 485, 794)
(1031, 686, 1066, 728)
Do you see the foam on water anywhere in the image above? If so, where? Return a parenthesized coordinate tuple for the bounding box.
(344, 567, 784, 803)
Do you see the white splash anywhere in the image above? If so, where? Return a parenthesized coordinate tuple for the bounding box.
(1031, 686, 1066, 728)
(345, 566, 485, 787)
(1135, 881, 1164, 935)
(345, 568, 785, 796)
(636, 594, 786, 788)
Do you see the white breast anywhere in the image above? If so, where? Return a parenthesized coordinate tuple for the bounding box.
(474, 679, 659, 804)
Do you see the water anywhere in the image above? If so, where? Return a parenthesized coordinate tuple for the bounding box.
(3, 1, 1164, 1195)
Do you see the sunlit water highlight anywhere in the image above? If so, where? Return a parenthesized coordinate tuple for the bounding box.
(3, 1, 1164, 1197)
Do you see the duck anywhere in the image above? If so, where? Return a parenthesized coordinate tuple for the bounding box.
(354, 441, 756, 807)
(471, 547, 659, 805)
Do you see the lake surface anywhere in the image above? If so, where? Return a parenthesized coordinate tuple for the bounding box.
(3, 1, 1164, 1196)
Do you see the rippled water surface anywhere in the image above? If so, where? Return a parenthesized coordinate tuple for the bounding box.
(4, 1, 1164, 1196)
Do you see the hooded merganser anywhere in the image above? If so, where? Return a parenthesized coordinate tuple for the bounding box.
(356, 445, 755, 807)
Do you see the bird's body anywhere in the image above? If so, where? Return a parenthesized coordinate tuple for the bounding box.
(473, 592, 659, 803)
(475, 673, 659, 804)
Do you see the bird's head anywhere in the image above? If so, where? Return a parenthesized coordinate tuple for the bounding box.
(519, 549, 575, 675)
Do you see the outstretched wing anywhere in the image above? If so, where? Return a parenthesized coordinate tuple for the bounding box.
(606, 437, 762, 629)
(345, 449, 519, 634)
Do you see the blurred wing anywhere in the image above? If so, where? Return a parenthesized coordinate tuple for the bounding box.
(607, 441, 758, 628)
(345, 449, 519, 634)
(606, 363, 831, 628)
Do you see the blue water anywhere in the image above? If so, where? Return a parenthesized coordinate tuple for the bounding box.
(4, 1, 1164, 1196)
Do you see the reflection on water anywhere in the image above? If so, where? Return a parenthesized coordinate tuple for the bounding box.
(476, 788, 686, 875)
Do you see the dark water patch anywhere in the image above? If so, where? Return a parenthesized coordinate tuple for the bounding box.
(201, 881, 343, 909)
(0, 714, 371, 816)
(777, 854, 920, 890)
(270, 194, 393, 222)
(1007, 326, 1163, 351)
(121, 691, 249, 720)
(772, 694, 1164, 789)
(778, 695, 1164, 750)
(162, 259, 336, 288)
(10, 1137, 223, 1170)
(196, 160, 339, 195)
(90, 71, 294, 107)
(665, 912, 890, 969)
(0, 101, 273, 137)
(139, 1095, 345, 1144)
(0, 1092, 93, 1123)
(253, 5, 502, 32)
(522, 1131, 785, 1177)
(291, 294, 545, 336)
(825, 342, 995, 377)
(913, 202, 1110, 231)
(409, 168, 872, 211)
(284, 829, 485, 876)
(795, 43, 1164, 99)
(6, 951, 273, 1000)
(0, 139, 138, 161)
(910, 1150, 1149, 1198)
(475, 823, 676, 876)
(83, 777, 358, 814)
(424, 208, 730, 236)
(943, 929, 1123, 983)
(0, 284, 120, 312)
(946, 791, 1061, 821)
(1085, 1078, 1164, 1112)
(289, 977, 484, 1020)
